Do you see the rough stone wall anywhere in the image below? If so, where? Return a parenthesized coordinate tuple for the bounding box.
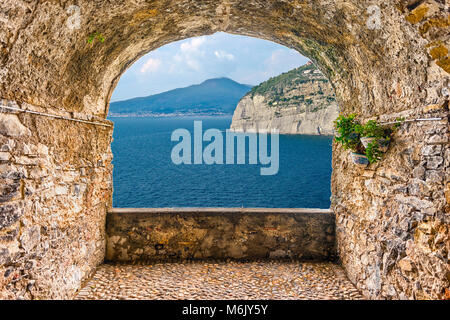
(332, 104, 449, 300)
(0, 0, 448, 299)
(330, 1, 450, 300)
(106, 208, 336, 262)
(0, 100, 113, 299)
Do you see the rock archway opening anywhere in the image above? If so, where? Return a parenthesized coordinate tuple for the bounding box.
(107, 32, 335, 209)
(0, 1, 448, 300)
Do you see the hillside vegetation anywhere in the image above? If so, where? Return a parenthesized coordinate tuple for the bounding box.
(230, 63, 339, 135)
(249, 63, 335, 111)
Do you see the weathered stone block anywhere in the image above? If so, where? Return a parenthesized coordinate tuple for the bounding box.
(0, 226, 18, 242)
(408, 179, 431, 197)
(426, 170, 444, 183)
(412, 165, 426, 180)
(426, 156, 444, 169)
(422, 145, 442, 156)
(427, 134, 448, 144)
(0, 164, 26, 180)
(0, 179, 21, 203)
(0, 114, 30, 137)
(20, 226, 41, 253)
(55, 185, 68, 196)
(13, 156, 38, 166)
(0, 152, 10, 162)
(0, 204, 23, 230)
(0, 248, 10, 265)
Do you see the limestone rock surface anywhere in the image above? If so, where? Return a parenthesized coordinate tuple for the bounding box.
(230, 64, 338, 135)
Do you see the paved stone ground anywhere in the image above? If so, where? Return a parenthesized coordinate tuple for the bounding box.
(75, 261, 365, 300)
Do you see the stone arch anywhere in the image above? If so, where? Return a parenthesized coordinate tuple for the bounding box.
(0, 1, 448, 299)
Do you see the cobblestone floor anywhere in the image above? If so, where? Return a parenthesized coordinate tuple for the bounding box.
(75, 261, 364, 300)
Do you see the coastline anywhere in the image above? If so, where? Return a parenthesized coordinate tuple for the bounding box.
(108, 112, 233, 118)
(108, 115, 334, 136)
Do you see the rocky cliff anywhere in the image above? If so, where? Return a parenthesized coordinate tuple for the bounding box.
(230, 63, 338, 135)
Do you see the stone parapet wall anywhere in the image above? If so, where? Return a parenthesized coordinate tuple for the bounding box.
(105, 208, 336, 262)
(0, 100, 113, 299)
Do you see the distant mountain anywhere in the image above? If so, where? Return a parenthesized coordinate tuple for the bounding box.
(109, 78, 253, 116)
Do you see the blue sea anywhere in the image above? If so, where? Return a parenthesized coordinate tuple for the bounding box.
(110, 116, 333, 208)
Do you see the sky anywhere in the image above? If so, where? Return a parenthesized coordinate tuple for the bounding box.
(111, 32, 309, 102)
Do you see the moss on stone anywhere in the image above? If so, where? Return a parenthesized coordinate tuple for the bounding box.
(405, 4, 429, 24)
(436, 57, 450, 73)
(419, 16, 450, 35)
(429, 45, 448, 60)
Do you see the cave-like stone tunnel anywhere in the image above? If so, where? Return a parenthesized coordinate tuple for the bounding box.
(0, 0, 448, 299)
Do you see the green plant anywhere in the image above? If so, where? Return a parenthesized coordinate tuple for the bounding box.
(357, 120, 387, 138)
(335, 114, 403, 164)
(365, 141, 383, 164)
(334, 114, 363, 152)
(87, 32, 105, 44)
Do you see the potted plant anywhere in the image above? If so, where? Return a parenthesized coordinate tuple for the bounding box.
(334, 114, 404, 166)
(357, 120, 391, 152)
(334, 114, 369, 166)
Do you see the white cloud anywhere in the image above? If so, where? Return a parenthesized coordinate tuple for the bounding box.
(214, 50, 235, 61)
(140, 58, 162, 73)
(112, 32, 308, 102)
(170, 37, 208, 71)
(180, 37, 206, 52)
